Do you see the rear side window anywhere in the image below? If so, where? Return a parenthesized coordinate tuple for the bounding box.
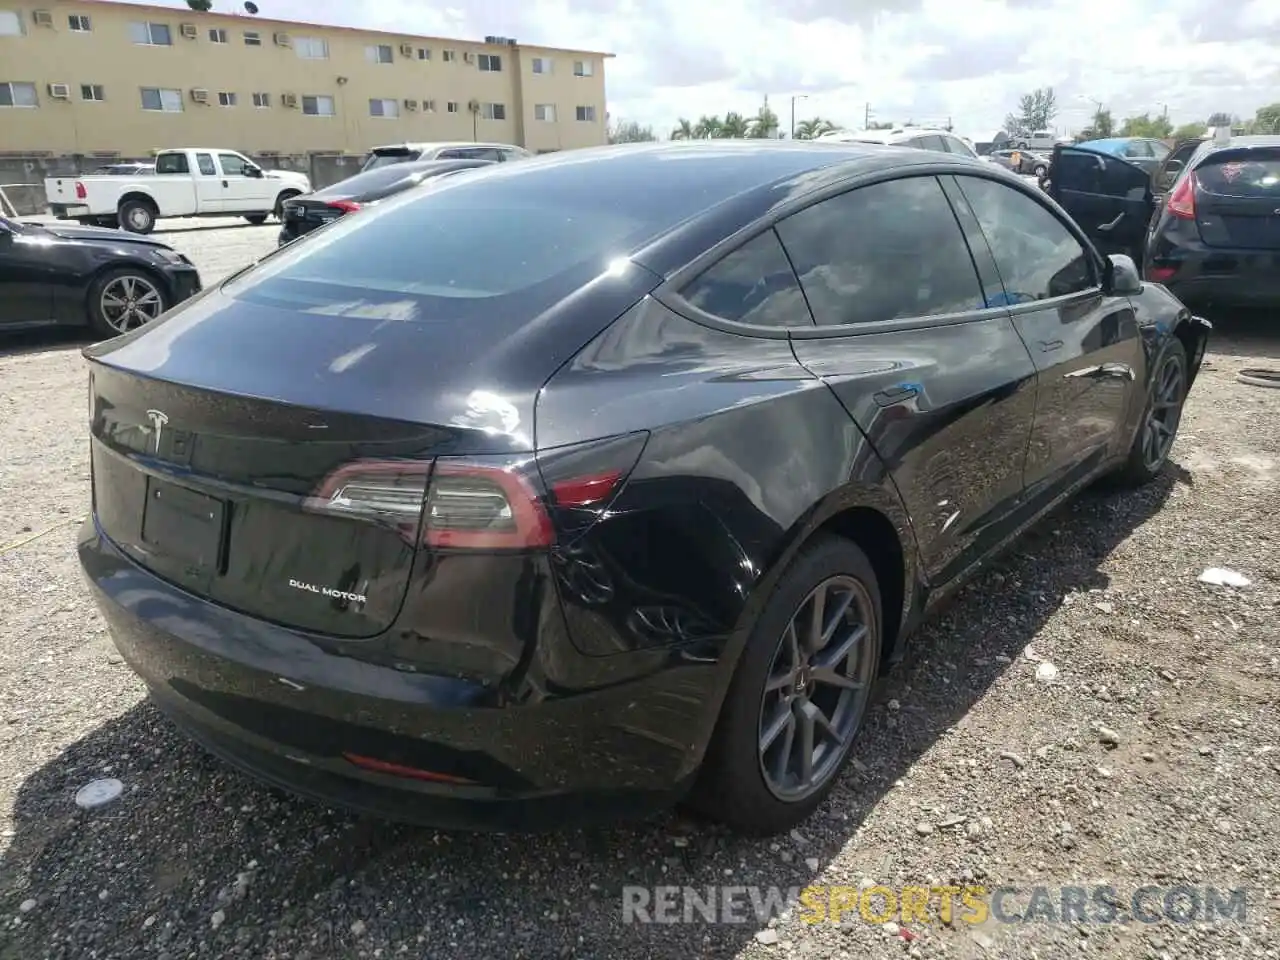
(915, 135, 948, 152)
(680, 230, 811, 327)
(775, 176, 984, 325)
(1195, 151, 1280, 198)
(155, 153, 189, 175)
(955, 175, 1094, 302)
(196, 153, 217, 176)
(363, 149, 419, 170)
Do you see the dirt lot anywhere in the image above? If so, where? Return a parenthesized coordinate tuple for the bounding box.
(1, 221, 1277, 959)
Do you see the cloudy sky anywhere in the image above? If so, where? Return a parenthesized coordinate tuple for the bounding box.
(127, 0, 1280, 139)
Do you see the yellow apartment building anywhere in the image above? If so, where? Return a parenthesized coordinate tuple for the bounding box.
(0, 0, 612, 157)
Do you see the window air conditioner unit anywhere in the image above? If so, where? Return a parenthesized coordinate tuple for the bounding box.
(463, 51, 475, 63)
(180, 23, 198, 39)
(399, 42, 413, 57)
(48, 82, 70, 99)
(403, 98, 418, 110)
(281, 92, 299, 108)
(273, 31, 291, 46)
(32, 9, 53, 27)
(190, 87, 210, 103)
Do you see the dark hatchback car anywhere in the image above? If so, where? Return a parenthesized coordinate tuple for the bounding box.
(1048, 135, 1280, 307)
(278, 159, 494, 246)
(1, 215, 200, 337)
(79, 142, 1208, 835)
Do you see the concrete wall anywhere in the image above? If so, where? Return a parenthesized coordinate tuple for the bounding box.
(0, 152, 367, 216)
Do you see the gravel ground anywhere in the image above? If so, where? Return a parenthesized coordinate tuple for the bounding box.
(1, 221, 1278, 960)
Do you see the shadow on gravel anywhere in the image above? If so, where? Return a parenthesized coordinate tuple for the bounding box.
(1196, 306, 1280, 361)
(0, 327, 93, 360)
(153, 221, 270, 236)
(0, 470, 1187, 959)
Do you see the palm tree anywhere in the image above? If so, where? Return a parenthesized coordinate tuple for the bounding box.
(794, 117, 837, 140)
(670, 118, 695, 140)
(693, 115, 724, 139)
(747, 97, 780, 139)
(721, 111, 751, 139)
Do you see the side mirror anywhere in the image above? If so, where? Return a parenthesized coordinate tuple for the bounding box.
(246, 165, 264, 179)
(1105, 253, 1143, 295)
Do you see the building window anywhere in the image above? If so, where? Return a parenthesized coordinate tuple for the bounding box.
(243, 31, 261, 46)
(534, 103, 556, 122)
(573, 60, 594, 77)
(209, 28, 228, 43)
(478, 53, 502, 72)
(252, 92, 270, 108)
(0, 82, 38, 107)
(0, 10, 23, 35)
(531, 57, 553, 74)
(302, 94, 335, 116)
(575, 105, 597, 122)
(217, 91, 237, 107)
(422, 98, 436, 112)
(442, 49, 456, 62)
(369, 98, 399, 118)
(140, 87, 183, 112)
(417, 47, 430, 60)
(129, 21, 172, 45)
(81, 84, 105, 102)
(365, 44, 392, 64)
(447, 101, 459, 113)
(296, 37, 329, 59)
(481, 102, 506, 120)
(68, 14, 92, 32)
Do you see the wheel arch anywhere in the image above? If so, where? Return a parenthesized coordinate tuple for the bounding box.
(273, 188, 302, 216)
(117, 191, 159, 214)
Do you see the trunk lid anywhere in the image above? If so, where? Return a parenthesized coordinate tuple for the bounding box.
(281, 197, 350, 237)
(1194, 147, 1280, 250)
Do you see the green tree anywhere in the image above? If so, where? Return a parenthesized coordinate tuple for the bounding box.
(1172, 121, 1207, 140)
(669, 118, 695, 140)
(721, 111, 751, 138)
(1206, 111, 1234, 128)
(748, 97, 780, 139)
(1089, 107, 1114, 138)
(1119, 113, 1173, 138)
(693, 115, 723, 139)
(607, 119, 656, 143)
(1252, 102, 1280, 134)
(186, 0, 214, 10)
(794, 117, 837, 140)
(1004, 87, 1058, 135)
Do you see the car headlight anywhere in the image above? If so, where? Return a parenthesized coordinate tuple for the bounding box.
(152, 248, 188, 266)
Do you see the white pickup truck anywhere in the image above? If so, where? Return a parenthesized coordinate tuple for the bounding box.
(44, 147, 311, 234)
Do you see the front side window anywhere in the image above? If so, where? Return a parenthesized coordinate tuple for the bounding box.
(955, 175, 1094, 302)
(776, 176, 984, 326)
(218, 153, 249, 176)
(680, 230, 811, 328)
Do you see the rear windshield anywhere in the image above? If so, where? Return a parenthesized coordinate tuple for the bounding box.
(361, 149, 420, 171)
(1197, 151, 1280, 198)
(319, 164, 425, 196)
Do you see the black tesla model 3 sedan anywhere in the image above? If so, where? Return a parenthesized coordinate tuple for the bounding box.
(78, 141, 1209, 835)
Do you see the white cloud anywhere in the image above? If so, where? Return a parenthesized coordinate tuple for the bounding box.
(125, 0, 1280, 140)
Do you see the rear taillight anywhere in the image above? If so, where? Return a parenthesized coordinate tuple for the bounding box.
(1167, 175, 1196, 219)
(75, 181, 87, 200)
(1147, 265, 1178, 282)
(306, 435, 649, 551)
(326, 199, 361, 214)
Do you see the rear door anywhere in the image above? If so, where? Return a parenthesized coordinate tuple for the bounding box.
(1048, 145, 1154, 262)
(1191, 146, 1280, 251)
(779, 173, 1039, 586)
(192, 152, 224, 212)
(952, 173, 1144, 502)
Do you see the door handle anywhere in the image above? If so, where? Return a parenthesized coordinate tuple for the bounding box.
(1038, 339, 1063, 352)
(221, 180, 228, 187)
(1096, 212, 1124, 233)
(873, 384, 920, 407)
(1064, 363, 1135, 381)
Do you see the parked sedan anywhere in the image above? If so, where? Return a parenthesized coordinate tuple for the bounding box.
(79, 141, 1208, 835)
(0, 216, 201, 337)
(988, 148, 1050, 177)
(278, 159, 494, 246)
(1047, 135, 1280, 307)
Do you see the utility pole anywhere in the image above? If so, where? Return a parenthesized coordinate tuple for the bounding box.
(790, 94, 807, 139)
(864, 102, 871, 128)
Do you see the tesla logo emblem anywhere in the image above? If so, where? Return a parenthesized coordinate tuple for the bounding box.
(144, 409, 168, 453)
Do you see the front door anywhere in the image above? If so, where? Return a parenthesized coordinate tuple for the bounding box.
(1048, 146, 1155, 263)
(216, 152, 274, 213)
(951, 173, 1145, 502)
(0, 223, 54, 325)
(775, 174, 1038, 587)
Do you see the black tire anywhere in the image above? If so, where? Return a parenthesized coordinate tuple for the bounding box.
(1033, 164, 1047, 177)
(273, 191, 301, 219)
(118, 199, 156, 234)
(689, 534, 882, 834)
(1111, 338, 1188, 487)
(245, 213, 269, 225)
(86, 267, 169, 339)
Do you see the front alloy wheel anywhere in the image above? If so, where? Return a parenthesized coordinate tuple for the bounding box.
(1141, 350, 1185, 473)
(758, 575, 875, 801)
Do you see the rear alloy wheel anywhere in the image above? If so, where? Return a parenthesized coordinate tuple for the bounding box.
(690, 535, 881, 834)
(1113, 338, 1187, 486)
(118, 200, 156, 235)
(88, 269, 168, 337)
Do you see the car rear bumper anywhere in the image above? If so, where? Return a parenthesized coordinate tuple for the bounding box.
(48, 203, 92, 219)
(1145, 242, 1280, 307)
(78, 518, 710, 830)
(167, 265, 203, 304)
